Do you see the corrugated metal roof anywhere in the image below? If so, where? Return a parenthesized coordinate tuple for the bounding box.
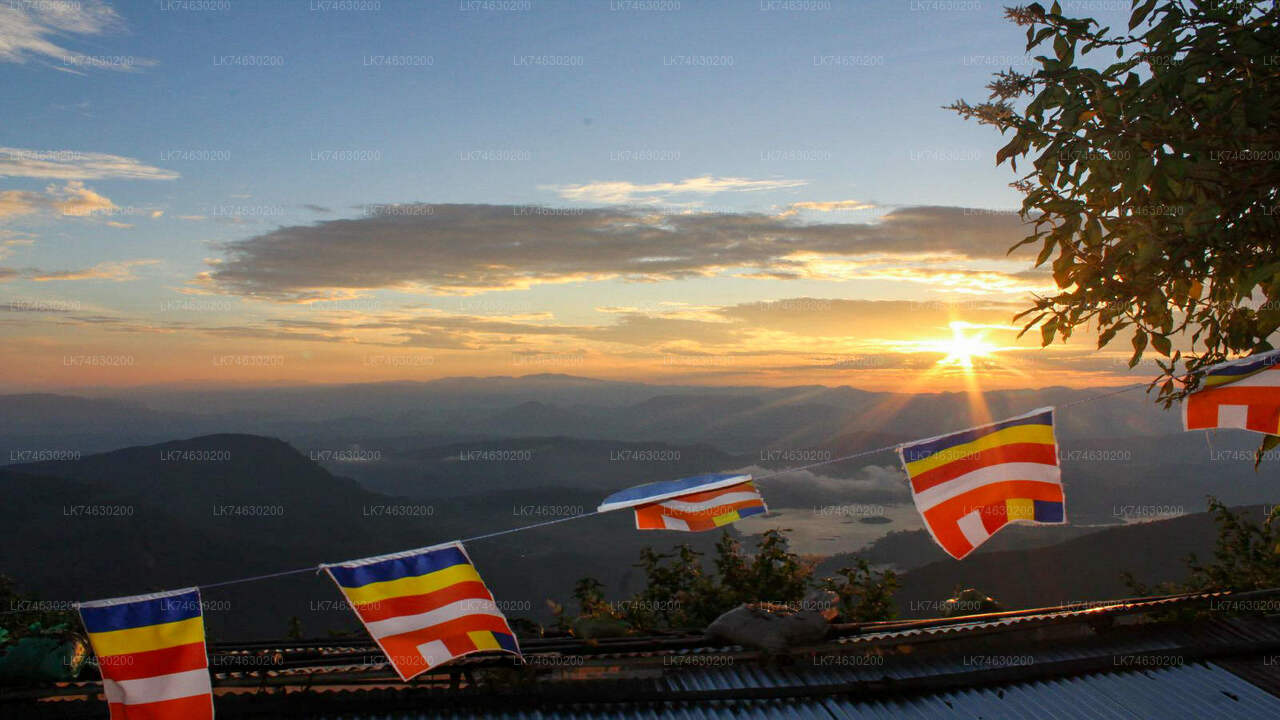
(310, 662, 1280, 719)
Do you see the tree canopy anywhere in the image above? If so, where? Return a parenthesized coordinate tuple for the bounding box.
(950, 0, 1280, 402)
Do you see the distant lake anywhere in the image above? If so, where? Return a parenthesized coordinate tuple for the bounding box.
(735, 503, 924, 556)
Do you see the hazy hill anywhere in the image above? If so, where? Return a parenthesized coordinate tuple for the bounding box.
(0, 434, 730, 639)
(886, 506, 1273, 616)
(6, 375, 1188, 457)
(344, 435, 737, 498)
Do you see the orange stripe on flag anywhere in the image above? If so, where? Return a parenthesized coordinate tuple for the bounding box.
(354, 582, 493, 623)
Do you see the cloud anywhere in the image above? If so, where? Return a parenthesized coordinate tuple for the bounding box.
(0, 181, 127, 221)
(0, 148, 178, 180)
(26, 259, 159, 282)
(549, 175, 807, 204)
(199, 203, 1037, 302)
(0, 1, 151, 71)
(731, 464, 910, 507)
(0, 190, 42, 219)
(47, 180, 115, 216)
(778, 199, 877, 217)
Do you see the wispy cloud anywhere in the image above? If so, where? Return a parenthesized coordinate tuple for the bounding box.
(0, 259, 158, 283)
(0, 1, 150, 71)
(778, 199, 877, 217)
(25, 259, 159, 282)
(548, 175, 807, 204)
(0, 148, 178, 180)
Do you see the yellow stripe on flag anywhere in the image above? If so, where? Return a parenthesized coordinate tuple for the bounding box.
(905, 424, 1055, 476)
(468, 630, 501, 651)
(1005, 498, 1035, 521)
(712, 510, 741, 527)
(340, 563, 482, 605)
(87, 616, 204, 658)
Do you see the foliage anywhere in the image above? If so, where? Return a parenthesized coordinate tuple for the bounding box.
(558, 529, 899, 635)
(949, 0, 1280, 404)
(820, 558, 899, 622)
(285, 616, 303, 641)
(0, 575, 77, 648)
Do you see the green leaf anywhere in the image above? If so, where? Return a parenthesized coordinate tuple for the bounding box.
(1130, 329, 1148, 367)
(1255, 435, 1280, 472)
(1151, 333, 1172, 357)
(1040, 316, 1059, 346)
(1130, 0, 1157, 30)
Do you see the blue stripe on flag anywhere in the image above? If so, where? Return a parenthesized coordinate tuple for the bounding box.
(79, 590, 202, 634)
(599, 473, 745, 510)
(900, 409, 1053, 463)
(1205, 349, 1280, 380)
(494, 632, 519, 654)
(1033, 500, 1064, 523)
(327, 546, 471, 588)
(738, 504, 767, 519)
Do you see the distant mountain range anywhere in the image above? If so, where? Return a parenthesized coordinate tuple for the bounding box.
(3, 375, 1277, 637)
(2, 374, 1188, 457)
(1, 432, 1271, 639)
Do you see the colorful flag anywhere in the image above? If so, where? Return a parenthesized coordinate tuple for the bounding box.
(898, 408, 1065, 560)
(322, 542, 520, 680)
(78, 588, 214, 720)
(1183, 348, 1280, 435)
(598, 472, 767, 531)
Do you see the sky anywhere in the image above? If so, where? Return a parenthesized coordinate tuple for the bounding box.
(0, 0, 1144, 392)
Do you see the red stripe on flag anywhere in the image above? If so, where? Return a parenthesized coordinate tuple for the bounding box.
(980, 502, 1007, 534)
(1248, 403, 1280, 435)
(97, 642, 208, 682)
(636, 499, 764, 531)
(909, 443, 1058, 493)
(108, 693, 212, 720)
(353, 582, 494, 623)
(442, 633, 477, 657)
(1186, 386, 1280, 429)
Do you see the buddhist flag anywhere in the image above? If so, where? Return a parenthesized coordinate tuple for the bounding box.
(1183, 349, 1280, 435)
(898, 408, 1065, 560)
(323, 542, 520, 681)
(598, 472, 767, 532)
(78, 588, 214, 720)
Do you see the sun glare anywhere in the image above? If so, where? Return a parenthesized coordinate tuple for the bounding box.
(936, 321, 997, 369)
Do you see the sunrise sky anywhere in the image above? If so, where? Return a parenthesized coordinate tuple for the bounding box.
(0, 0, 1144, 392)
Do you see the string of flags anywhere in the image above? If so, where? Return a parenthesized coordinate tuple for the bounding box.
(65, 348, 1280, 717)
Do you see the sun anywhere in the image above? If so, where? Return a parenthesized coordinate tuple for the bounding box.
(936, 321, 998, 369)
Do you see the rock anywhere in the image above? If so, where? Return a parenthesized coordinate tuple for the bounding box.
(705, 590, 837, 652)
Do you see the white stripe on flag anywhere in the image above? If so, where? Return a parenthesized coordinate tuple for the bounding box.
(956, 510, 990, 549)
(415, 639, 452, 668)
(1217, 405, 1249, 429)
(660, 515, 691, 531)
(913, 462, 1060, 512)
(658, 491, 760, 513)
(103, 669, 210, 706)
(363, 597, 504, 640)
(1221, 367, 1280, 387)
